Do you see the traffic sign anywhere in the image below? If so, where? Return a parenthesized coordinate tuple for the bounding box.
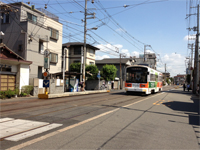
(44, 49, 50, 57)
(43, 80, 49, 88)
(43, 71, 48, 77)
(97, 74, 100, 79)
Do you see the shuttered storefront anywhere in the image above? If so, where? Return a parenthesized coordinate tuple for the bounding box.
(0, 75, 16, 91)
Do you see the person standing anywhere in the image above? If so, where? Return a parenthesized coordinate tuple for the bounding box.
(183, 83, 186, 91)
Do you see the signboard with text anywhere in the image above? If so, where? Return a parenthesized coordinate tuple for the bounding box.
(44, 57, 50, 69)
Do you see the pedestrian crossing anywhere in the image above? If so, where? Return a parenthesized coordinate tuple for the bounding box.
(0, 118, 62, 141)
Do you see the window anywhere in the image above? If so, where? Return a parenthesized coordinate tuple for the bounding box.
(89, 62, 94, 65)
(126, 67, 148, 83)
(49, 53, 58, 63)
(2, 13, 9, 23)
(74, 60, 80, 63)
(49, 27, 59, 40)
(74, 46, 81, 55)
(27, 12, 37, 23)
(89, 49, 94, 56)
(38, 66, 42, 79)
(150, 74, 155, 81)
(39, 41, 44, 54)
(18, 44, 23, 51)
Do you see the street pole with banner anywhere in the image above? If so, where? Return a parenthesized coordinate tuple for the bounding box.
(44, 49, 50, 95)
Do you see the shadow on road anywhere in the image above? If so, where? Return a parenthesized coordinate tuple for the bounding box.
(163, 101, 199, 126)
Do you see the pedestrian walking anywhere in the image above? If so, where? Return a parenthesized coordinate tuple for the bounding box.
(187, 84, 190, 92)
(183, 83, 186, 91)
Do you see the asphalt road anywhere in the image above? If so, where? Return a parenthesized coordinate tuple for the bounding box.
(0, 86, 199, 150)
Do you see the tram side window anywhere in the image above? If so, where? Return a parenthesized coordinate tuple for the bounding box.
(150, 74, 155, 81)
(155, 75, 158, 82)
(158, 76, 162, 82)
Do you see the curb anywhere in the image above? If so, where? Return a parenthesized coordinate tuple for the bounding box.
(38, 90, 110, 99)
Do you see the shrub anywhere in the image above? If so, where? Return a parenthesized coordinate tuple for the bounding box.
(0, 91, 6, 99)
(20, 92, 27, 97)
(101, 64, 118, 81)
(14, 88, 19, 96)
(85, 65, 99, 80)
(4, 89, 15, 98)
(21, 85, 33, 95)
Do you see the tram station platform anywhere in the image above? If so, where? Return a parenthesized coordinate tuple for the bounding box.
(38, 90, 110, 99)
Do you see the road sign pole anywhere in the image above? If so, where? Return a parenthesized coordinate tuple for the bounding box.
(99, 71, 100, 90)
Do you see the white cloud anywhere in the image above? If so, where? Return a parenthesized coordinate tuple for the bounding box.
(131, 51, 140, 57)
(145, 49, 154, 53)
(95, 55, 110, 60)
(116, 28, 123, 32)
(157, 53, 186, 77)
(96, 43, 142, 59)
(184, 35, 196, 41)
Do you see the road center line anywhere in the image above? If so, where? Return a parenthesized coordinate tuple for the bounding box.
(7, 92, 164, 150)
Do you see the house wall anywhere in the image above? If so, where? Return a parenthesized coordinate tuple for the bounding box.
(44, 16, 63, 74)
(67, 46, 97, 71)
(86, 48, 96, 65)
(26, 21, 50, 79)
(1, 10, 27, 59)
(19, 64, 29, 90)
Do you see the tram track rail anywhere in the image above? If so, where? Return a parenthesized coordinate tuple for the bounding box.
(1, 93, 146, 126)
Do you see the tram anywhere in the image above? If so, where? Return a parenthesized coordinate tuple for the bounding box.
(125, 65, 163, 95)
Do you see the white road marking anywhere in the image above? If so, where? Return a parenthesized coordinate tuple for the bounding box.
(0, 118, 14, 123)
(6, 92, 164, 150)
(5, 123, 62, 141)
(0, 119, 49, 139)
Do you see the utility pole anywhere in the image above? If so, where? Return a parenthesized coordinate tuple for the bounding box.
(193, 4, 199, 94)
(120, 54, 122, 89)
(82, 0, 96, 90)
(144, 45, 151, 62)
(80, 46, 83, 82)
(120, 53, 126, 89)
(63, 48, 66, 93)
(144, 45, 146, 62)
(191, 43, 194, 69)
(82, 0, 87, 89)
(165, 63, 166, 85)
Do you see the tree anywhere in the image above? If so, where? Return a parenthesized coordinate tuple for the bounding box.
(101, 64, 118, 81)
(70, 62, 81, 73)
(85, 65, 99, 80)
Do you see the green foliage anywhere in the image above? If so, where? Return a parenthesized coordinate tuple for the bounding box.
(101, 64, 118, 81)
(21, 85, 33, 95)
(4, 89, 15, 98)
(14, 88, 19, 96)
(85, 65, 99, 80)
(0, 91, 6, 99)
(70, 62, 81, 73)
(20, 92, 27, 97)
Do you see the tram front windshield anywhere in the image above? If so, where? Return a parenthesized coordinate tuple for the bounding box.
(126, 67, 148, 83)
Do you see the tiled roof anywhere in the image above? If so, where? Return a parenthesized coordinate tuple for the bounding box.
(63, 42, 100, 50)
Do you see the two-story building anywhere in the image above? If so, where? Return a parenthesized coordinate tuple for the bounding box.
(0, 2, 63, 82)
(62, 42, 99, 72)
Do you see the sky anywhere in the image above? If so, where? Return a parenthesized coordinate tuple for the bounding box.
(2, 0, 197, 76)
